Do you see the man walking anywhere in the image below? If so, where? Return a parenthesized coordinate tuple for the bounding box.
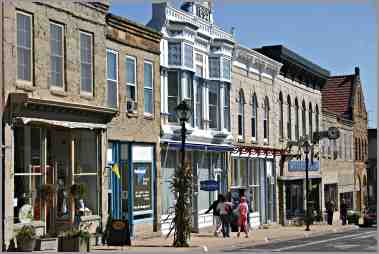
(205, 194, 222, 236)
(326, 200, 335, 225)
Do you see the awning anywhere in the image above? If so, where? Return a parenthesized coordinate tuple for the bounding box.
(161, 140, 233, 152)
(15, 117, 107, 129)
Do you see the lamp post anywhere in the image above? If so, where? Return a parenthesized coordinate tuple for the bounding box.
(173, 100, 192, 247)
(302, 140, 311, 231)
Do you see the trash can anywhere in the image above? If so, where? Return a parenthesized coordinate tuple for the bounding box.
(107, 219, 131, 246)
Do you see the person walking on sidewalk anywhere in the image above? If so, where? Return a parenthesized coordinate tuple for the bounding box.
(217, 194, 230, 238)
(340, 199, 348, 225)
(326, 200, 335, 225)
(205, 194, 223, 236)
(236, 196, 249, 238)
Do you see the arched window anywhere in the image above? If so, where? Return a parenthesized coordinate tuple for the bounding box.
(302, 100, 306, 138)
(355, 138, 358, 160)
(264, 96, 270, 142)
(309, 103, 313, 141)
(251, 93, 258, 140)
(238, 89, 245, 137)
(279, 92, 284, 139)
(315, 105, 319, 134)
(287, 95, 292, 140)
(295, 98, 299, 141)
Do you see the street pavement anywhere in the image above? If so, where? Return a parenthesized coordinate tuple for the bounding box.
(223, 226, 377, 253)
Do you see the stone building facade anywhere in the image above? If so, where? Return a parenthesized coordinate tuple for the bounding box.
(0, 0, 114, 249)
(367, 128, 377, 207)
(105, 13, 162, 238)
(320, 110, 354, 223)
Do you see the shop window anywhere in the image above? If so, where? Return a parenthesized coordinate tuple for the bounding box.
(168, 71, 180, 123)
(126, 56, 137, 102)
(197, 152, 211, 211)
(80, 31, 93, 95)
(249, 159, 260, 213)
(144, 61, 154, 115)
(184, 44, 193, 69)
(17, 11, 33, 82)
(209, 81, 219, 129)
(107, 49, 118, 108)
(168, 42, 181, 65)
(209, 57, 220, 78)
(160, 150, 177, 215)
(14, 127, 44, 223)
(50, 22, 64, 89)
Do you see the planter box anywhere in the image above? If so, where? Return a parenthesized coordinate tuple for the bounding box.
(35, 237, 58, 251)
(58, 236, 89, 252)
(16, 238, 36, 252)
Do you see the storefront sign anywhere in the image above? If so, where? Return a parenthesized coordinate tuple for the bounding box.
(200, 180, 219, 191)
(288, 160, 320, 172)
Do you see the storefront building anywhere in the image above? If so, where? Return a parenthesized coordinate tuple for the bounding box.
(367, 128, 377, 207)
(256, 45, 328, 225)
(319, 110, 354, 223)
(147, 1, 235, 232)
(105, 14, 162, 238)
(1, 1, 113, 249)
(231, 45, 282, 227)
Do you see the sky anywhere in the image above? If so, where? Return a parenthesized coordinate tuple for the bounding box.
(110, 0, 377, 128)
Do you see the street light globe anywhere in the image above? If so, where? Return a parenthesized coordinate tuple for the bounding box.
(176, 100, 192, 122)
(303, 140, 311, 154)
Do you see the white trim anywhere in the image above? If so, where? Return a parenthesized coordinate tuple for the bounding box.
(14, 173, 43, 176)
(16, 11, 33, 84)
(49, 21, 65, 90)
(106, 48, 119, 108)
(80, 31, 94, 95)
(125, 55, 137, 102)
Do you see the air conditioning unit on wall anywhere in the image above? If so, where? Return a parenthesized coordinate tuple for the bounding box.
(126, 100, 137, 113)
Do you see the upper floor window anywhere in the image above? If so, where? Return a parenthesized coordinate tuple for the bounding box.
(224, 85, 230, 131)
(126, 56, 137, 102)
(222, 58, 231, 80)
(195, 80, 203, 128)
(168, 71, 180, 123)
(50, 22, 64, 89)
(309, 103, 313, 141)
(279, 92, 284, 139)
(184, 44, 193, 69)
(17, 12, 32, 82)
(106, 49, 118, 108)
(302, 100, 306, 138)
(315, 105, 319, 134)
(144, 61, 154, 115)
(251, 93, 257, 140)
(295, 98, 299, 141)
(168, 42, 181, 66)
(237, 90, 245, 137)
(209, 82, 219, 129)
(195, 53, 204, 78)
(80, 31, 93, 94)
(209, 57, 220, 78)
(264, 96, 270, 142)
(287, 95, 292, 140)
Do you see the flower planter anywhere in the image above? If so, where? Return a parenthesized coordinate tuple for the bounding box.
(16, 238, 36, 252)
(58, 236, 89, 252)
(35, 237, 58, 251)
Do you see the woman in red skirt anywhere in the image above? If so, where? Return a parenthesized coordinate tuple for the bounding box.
(237, 196, 249, 238)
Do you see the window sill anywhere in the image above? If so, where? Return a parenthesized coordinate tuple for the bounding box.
(143, 113, 154, 120)
(16, 80, 35, 92)
(50, 87, 67, 97)
(80, 92, 94, 100)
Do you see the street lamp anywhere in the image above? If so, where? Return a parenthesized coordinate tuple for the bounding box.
(302, 140, 311, 231)
(173, 100, 192, 247)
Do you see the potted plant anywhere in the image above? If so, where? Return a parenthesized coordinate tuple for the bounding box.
(16, 225, 36, 251)
(58, 227, 90, 252)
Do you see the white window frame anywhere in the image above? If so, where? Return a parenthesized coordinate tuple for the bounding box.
(126, 55, 137, 102)
(80, 31, 94, 96)
(106, 48, 119, 108)
(221, 58, 231, 81)
(49, 21, 65, 90)
(195, 52, 204, 78)
(183, 43, 194, 69)
(263, 98, 269, 143)
(143, 60, 154, 116)
(16, 11, 33, 84)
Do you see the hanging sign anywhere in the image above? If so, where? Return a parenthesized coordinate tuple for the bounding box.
(200, 180, 219, 191)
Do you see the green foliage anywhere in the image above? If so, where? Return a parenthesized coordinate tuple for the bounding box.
(58, 228, 91, 241)
(16, 225, 36, 241)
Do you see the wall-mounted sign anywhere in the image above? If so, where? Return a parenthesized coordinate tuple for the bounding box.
(200, 180, 219, 191)
(288, 160, 320, 172)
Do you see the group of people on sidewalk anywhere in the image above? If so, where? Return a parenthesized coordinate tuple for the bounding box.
(325, 199, 348, 225)
(205, 194, 249, 238)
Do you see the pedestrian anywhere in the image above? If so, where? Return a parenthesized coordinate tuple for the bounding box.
(340, 199, 348, 225)
(216, 194, 230, 237)
(326, 200, 335, 225)
(236, 196, 249, 238)
(205, 194, 222, 236)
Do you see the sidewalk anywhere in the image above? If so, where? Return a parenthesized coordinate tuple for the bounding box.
(93, 223, 358, 252)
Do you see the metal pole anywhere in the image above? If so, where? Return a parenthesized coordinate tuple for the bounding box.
(305, 153, 310, 231)
(181, 120, 186, 170)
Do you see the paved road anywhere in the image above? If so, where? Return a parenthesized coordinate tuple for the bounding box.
(223, 226, 377, 253)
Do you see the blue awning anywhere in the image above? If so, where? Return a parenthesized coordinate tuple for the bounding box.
(161, 141, 233, 152)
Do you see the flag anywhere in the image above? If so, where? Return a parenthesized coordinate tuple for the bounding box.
(112, 163, 120, 179)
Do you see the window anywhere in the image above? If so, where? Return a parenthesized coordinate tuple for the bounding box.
(295, 99, 299, 141)
(182, 71, 192, 100)
(144, 61, 154, 114)
(195, 53, 204, 78)
(309, 103, 313, 141)
(238, 90, 245, 137)
(251, 94, 257, 140)
(168, 42, 181, 65)
(222, 58, 231, 80)
(168, 71, 179, 123)
(80, 32, 93, 94)
(302, 100, 306, 138)
(209, 57, 220, 78)
(279, 93, 284, 139)
(209, 82, 219, 129)
(17, 12, 32, 82)
(106, 50, 118, 108)
(184, 44, 193, 68)
(224, 85, 230, 131)
(50, 22, 64, 88)
(249, 159, 260, 212)
(264, 97, 269, 141)
(315, 105, 319, 134)
(126, 56, 137, 102)
(287, 95, 292, 140)
(196, 80, 203, 128)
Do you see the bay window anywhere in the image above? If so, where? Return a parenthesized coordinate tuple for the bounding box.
(50, 22, 64, 88)
(209, 82, 219, 129)
(144, 61, 154, 114)
(126, 56, 137, 102)
(17, 12, 32, 82)
(209, 57, 220, 78)
(223, 85, 230, 131)
(168, 42, 181, 65)
(106, 49, 118, 108)
(80, 31, 93, 94)
(184, 44, 193, 69)
(168, 71, 179, 123)
(195, 53, 204, 78)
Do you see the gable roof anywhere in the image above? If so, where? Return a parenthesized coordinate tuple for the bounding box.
(321, 74, 355, 119)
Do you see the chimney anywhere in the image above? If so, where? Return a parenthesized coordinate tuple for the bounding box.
(355, 66, 360, 76)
